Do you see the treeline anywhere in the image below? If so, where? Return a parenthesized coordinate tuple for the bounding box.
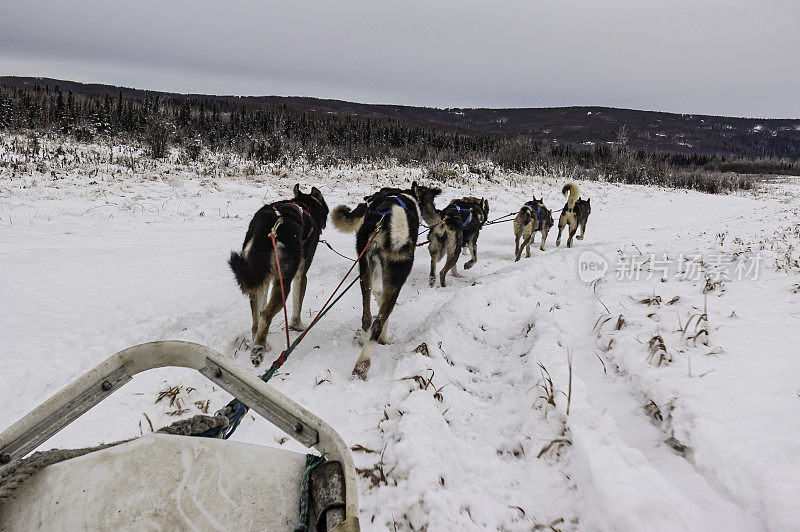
(0, 82, 792, 193)
(0, 83, 495, 163)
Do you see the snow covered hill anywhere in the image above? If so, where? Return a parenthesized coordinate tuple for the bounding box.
(1, 136, 798, 530)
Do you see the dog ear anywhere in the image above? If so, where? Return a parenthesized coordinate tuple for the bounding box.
(293, 183, 301, 197)
(587, 198, 591, 204)
(311, 186, 323, 199)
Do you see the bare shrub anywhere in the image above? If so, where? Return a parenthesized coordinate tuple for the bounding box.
(145, 116, 173, 159)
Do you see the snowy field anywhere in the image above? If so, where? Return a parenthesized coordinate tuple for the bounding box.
(1, 135, 799, 530)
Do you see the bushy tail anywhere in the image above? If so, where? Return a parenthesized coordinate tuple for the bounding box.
(517, 205, 532, 227)
(562, 182, 579, 210)
(332, 203, 368, 233)
(229, 246, 270, 293)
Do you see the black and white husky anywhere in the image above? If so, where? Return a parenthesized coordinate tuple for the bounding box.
(414, 184, 489, 287)
(229, 184, 329, 365)
(331, 184, 437, 379)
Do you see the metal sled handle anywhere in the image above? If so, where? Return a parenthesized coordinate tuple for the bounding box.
(0, 340, 359, 525)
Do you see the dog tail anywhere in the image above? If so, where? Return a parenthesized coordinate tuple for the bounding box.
(517, 205, 532, 227)
(332, 203, 367, 233)
(229, 234, 272, 293)
(562, 182, 579, 210)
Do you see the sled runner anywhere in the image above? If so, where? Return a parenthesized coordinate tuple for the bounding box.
(0, 340, 359, 531)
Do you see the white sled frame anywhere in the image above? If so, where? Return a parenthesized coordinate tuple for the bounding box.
(0, 340, 358, 527)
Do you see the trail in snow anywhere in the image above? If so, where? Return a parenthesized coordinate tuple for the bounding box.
(2, 138, 799, 530)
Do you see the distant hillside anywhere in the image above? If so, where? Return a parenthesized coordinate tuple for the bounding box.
(2, 76, 800, 159)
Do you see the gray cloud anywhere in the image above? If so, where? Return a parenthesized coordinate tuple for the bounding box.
(1, 0, 798, 117)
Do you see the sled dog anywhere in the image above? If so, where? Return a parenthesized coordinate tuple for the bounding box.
(229, 184, 329, 365)
(331, 184, 432, 379)
(514, 196, 554, 261)
(556, 183, 591, 248)
(413, 185, 490, 287)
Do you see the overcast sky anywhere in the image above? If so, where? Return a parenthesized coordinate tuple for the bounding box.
(2, 0, 798, 118)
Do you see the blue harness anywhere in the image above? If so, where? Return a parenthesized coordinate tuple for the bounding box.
(374, 194, 408, 216)
(524, 202, 544, 231)
(450, 204, 473, 227)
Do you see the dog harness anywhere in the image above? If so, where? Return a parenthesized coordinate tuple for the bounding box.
(524, 201, 544, 231)
(374, 194, 408, 216)
(271, 201, 316, 245)
(447, 203, 474, 227)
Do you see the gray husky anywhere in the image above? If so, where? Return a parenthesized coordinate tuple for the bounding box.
(513, 196, 554, 261)
(556, 183, 591, 248)
(413, 185, 489, 287)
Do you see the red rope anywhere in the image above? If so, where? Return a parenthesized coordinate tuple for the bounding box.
(269, 230, 291, 351)
(291, 220, 383, 349)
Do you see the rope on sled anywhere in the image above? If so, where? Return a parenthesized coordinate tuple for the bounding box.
(0, 414, 229, 501)
(294, 453, 328, 532)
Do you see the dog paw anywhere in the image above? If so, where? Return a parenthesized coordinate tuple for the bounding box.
(576, 236, 584, 240)
(250, 345, 267, 366)
(464, 261, 475, 270)
(351, 360, 371, 380)
(378, 336, 392, 345)
(429, 277, 436, 287)
(289, 320, 306, 332)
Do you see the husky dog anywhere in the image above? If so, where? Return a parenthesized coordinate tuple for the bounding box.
(332, 184, 432, 379)
(414, 186, 490, 287)
(513, 196, 554, 261)
(556, 183, 591, 248)
(229, 184, 329, 365)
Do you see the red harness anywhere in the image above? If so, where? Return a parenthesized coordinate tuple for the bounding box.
(271, 202, 316, 245)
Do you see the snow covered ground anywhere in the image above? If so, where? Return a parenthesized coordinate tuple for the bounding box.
(1, 135, 799, 530)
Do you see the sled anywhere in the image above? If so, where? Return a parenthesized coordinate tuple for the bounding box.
(0, 341, 359, 531)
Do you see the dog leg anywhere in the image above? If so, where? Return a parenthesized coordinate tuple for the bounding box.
(577, 221, 587, 240)
(371, 258, 383, 305)
(526, 231, 532, 257)
(516, 233, 532, 262)
(252, 276, 293, 365)
(439, 243, 460, 287)
(567, 219, 578, 248)
(464, 238, 478, 269)
(540, 228, 549, 251)
(514, 234, 520, 258)
(289, 265, 307, 331)
(555, 216, 566, 247)
(249, 292, 261, 340)
(359, 259, 373, 333)
(428, 245, 440, 288)
(353, 285, 400, 379)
